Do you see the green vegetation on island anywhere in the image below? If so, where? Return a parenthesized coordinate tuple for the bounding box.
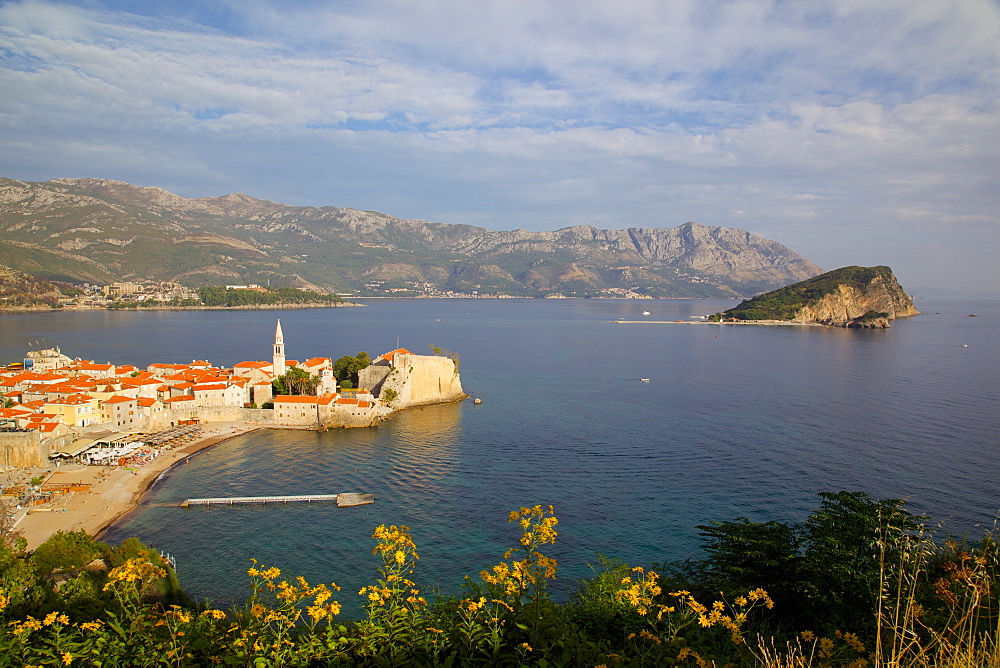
(2, 492, 998, 666)
(331, 352, 371, 389)
(272, 367, 321, 396)
(197, 286, 344, 308)
(720, 265, 914, 323)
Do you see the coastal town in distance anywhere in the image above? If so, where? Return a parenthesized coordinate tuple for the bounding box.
(0, 319, 465, 549)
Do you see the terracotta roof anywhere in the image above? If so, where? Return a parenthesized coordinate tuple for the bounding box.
(27, 422, 60, 432)
(77, 363, 114, 371)
(274, 395, 319, 404)
(149, 363, 190, 371)
(193, 383, 227, 392)
(378, 348, 413, 362)
(22, 372, 66, 382)
(103, 395, 137, 404)
(234, 361, 270, 368)
(336, 397, 359, 405)
(164, 395, 196, 403)
(122, 378, 163, 387)
(45, 394, 96, 406)
(137, 397, 158, 407)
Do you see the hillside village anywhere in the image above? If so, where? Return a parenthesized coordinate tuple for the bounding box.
(0, 320, 465, 467)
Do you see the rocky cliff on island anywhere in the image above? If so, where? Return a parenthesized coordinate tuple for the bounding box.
(722, 266, 919, 327)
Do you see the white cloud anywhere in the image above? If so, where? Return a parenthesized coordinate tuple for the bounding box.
(0, 0, 998, 292)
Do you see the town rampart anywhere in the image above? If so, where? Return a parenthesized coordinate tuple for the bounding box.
(374, 353, 466, 409)
(0, 431, 46, 468)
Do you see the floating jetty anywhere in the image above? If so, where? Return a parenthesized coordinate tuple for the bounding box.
(179, 493, 374, 508)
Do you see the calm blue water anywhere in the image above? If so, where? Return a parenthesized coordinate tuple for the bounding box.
(2, 299, 998, 614)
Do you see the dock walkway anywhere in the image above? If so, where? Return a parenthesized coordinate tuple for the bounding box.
(179, 493, 373, 508)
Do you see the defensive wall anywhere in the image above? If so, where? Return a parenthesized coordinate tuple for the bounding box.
(360, 352, 465, 409)
(0, 431, 47, 468)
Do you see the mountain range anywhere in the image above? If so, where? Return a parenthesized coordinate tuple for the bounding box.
(0, 177, 823, 298)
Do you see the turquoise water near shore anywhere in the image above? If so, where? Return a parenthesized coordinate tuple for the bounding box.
(3, 298, 998, 614)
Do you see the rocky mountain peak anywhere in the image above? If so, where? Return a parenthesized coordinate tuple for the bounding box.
(0, 176, 825, 298)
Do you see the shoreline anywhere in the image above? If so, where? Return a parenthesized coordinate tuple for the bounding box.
(9, 421, 263, 550)
(1, 302, 363, 313)
(612, 319, 827, 326)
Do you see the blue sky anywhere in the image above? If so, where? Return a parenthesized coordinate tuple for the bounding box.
(2, 0, 998, 293)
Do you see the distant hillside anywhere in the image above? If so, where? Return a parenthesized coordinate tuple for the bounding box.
(0, 263, 62, 309)
(0, 177, 824, 298)
(722, 266, 919, 326)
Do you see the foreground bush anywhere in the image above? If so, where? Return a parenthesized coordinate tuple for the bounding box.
(1, 495, 999, 666)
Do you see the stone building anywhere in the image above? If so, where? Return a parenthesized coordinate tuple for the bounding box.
(359, 349, 465, 409)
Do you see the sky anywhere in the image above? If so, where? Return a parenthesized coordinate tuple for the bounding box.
(1, 0, 998, 294)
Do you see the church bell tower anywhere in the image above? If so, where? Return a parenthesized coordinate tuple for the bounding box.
(273, 319, 285, 375)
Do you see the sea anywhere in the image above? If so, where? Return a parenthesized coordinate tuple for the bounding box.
(2, 298, 997, 614)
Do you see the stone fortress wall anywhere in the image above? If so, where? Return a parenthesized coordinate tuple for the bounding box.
(359, 352, 465, 409)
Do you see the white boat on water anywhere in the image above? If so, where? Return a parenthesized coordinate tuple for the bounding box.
(640, 378, 650, 382)
(642, 310, 651, 316)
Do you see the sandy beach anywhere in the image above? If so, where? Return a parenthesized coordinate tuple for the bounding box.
(5, 422, 261, 550)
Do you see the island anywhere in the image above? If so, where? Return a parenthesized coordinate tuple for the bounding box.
(716, 265, 919, 327)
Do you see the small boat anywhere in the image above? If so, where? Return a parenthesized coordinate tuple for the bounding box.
(642, 310, 651, 316)
(639, 378, 650, 382)
(969, 314, 978, 317)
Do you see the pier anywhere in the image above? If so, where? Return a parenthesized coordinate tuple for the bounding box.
(179, 493, 374, 508)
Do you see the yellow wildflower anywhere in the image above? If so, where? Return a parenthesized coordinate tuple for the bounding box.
(61, 653, 73, 665)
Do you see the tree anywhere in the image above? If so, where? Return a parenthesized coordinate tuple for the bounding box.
(799, 491, 923, 630)
(332, 352, 370, 387)
(428, 344, 460, 370)
(272, 367, 320, 396)
(696, 517, 802, 612)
